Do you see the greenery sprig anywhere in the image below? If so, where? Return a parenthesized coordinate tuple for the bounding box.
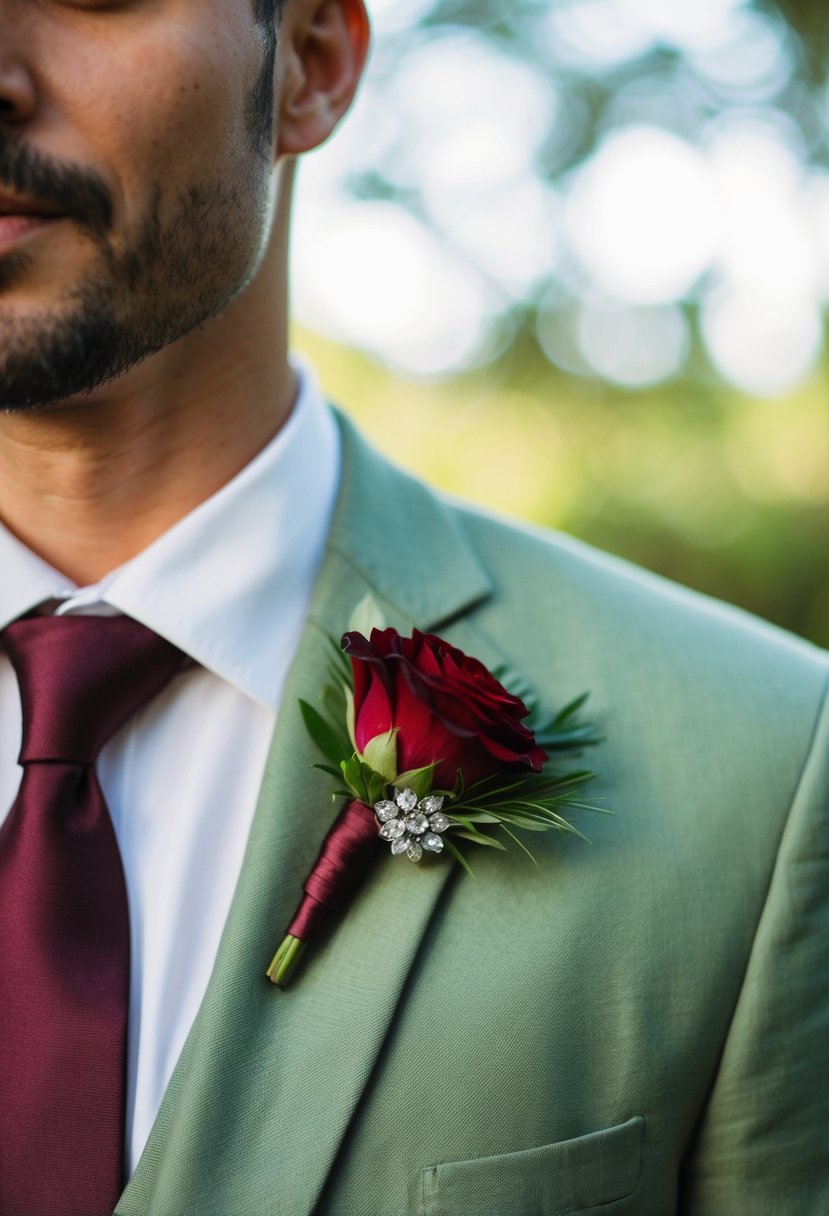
(299, 634, 606, 876)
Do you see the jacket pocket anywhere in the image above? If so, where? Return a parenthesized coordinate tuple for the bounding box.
(418, 1115, 644, 1216)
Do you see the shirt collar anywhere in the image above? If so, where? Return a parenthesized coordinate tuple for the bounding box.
(0, 359, 341, 711)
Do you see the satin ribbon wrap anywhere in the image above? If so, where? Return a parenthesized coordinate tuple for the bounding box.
(267, 799, 380, 987)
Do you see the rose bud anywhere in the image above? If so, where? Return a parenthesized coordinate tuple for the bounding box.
(342, 627, 547, 789)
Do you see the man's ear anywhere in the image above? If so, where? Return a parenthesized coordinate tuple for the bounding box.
(275, 0, 370, 158)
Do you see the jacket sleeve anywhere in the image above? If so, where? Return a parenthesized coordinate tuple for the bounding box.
(680, 675, 829, 1214)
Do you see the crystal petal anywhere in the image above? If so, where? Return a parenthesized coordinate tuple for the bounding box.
(419, 795, 444, 814)
(404, 812, 428, 836)
(390, 837, 409, 855)
(374, 800, 398, 823)
(380, 819, 406, 840)
(407, 839, 423, 862)
(429, 812, 450, 833)
(422, 832, 444, 853)
(395, 788, 417, 812)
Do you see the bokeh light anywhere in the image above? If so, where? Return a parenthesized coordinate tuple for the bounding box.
(565, 126, 719, 305)
(700, 285, 824, 395)
(575, 302, 691, 387)
(292, 0, 829, 394)
(292, 198, 498, 377)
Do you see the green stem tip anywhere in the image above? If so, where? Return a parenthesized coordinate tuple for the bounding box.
(266, 935, 307, 988)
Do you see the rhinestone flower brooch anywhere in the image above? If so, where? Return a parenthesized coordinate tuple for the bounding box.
(375, 788, 451, 861)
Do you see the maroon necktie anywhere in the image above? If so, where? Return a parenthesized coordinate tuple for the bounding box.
(0, 614, 184, 1216)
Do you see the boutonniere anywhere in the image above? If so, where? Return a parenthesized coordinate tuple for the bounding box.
(267, 604, 604, 988)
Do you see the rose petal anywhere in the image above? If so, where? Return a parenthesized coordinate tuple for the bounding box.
(391, 665, 453, 774)
(354, 667, 395, 753)
(477, 731, 547, 772)
(347, 625, 547, 789)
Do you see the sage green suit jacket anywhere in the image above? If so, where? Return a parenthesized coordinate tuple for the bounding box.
(116, 413, 829, 1216)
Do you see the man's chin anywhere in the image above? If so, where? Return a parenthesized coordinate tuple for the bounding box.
(0, 309, 121, 412)
(0, 381, 91, 414)
(0, 387, 88, 414)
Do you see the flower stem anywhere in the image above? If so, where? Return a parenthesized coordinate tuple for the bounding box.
(266, 935, 306, 988)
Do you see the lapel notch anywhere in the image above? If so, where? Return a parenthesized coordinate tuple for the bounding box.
(324, 411, 492, 633)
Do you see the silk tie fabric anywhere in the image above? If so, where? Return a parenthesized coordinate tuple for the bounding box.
(0, 615, 184, 1216)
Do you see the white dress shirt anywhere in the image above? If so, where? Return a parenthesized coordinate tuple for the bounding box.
(0, 362, 341, 1174)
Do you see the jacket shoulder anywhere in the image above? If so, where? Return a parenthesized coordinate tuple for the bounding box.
(451, 496, 829, 713)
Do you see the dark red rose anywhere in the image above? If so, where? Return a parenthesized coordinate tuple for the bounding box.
(341, 627, 547, 788)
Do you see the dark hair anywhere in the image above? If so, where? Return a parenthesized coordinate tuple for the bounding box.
(248, 0, 283, 155)
(254, 0, 283, 25)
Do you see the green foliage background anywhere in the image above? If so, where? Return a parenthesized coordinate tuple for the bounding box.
(294, 0, 829, 648)
(297, 330, 829, 646)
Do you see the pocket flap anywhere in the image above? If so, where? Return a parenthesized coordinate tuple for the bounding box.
(419, 1115, 644, 1216)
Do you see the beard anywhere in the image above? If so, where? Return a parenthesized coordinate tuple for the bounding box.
(0, 175, 266, 412)
(0, 43, 276, 413)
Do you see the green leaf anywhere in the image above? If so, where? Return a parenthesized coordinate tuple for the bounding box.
(447, 809, 501, 824)
(360, 728, 399, 782)
(324, 657, 350, 694)
(499, 824, 539, 864)
(561, 799, 609, 814)
(554, 691, 590, 724)
(299, 700, 348, 767)
(345, 687, 357, 751)
(321, 681, 347, 723)
(367, 770, 387, 806)
(460, 775, 527, 801)
(491, 803, 588, 837)
(319, 684, 353, 759)
(442, 835, 476, 878)
(326, 633, 353, 678)
(358, 761, 390, 803)
(450, 813, 491, 832)
(539, 726, 603, 753)
(525, 799, 581, 820)
(492, 812, 555, 832)
(348, 593, 387, 638)
(311, 763, 343, 779)
(452, 829, 507, 850)
(395, 763, 437, 801)
(531, 691, 604, 753)
(340, 754, 366, 801)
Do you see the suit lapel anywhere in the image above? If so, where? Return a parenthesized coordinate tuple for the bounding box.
(117, 417, 492, 1215)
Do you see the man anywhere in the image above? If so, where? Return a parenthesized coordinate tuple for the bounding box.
(0, 1, 826, 1213)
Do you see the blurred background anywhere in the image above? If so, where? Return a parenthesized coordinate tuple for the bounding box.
(290, 0, 829, 646)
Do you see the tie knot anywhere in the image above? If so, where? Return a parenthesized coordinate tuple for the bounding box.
(3, 615, 184, 765)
